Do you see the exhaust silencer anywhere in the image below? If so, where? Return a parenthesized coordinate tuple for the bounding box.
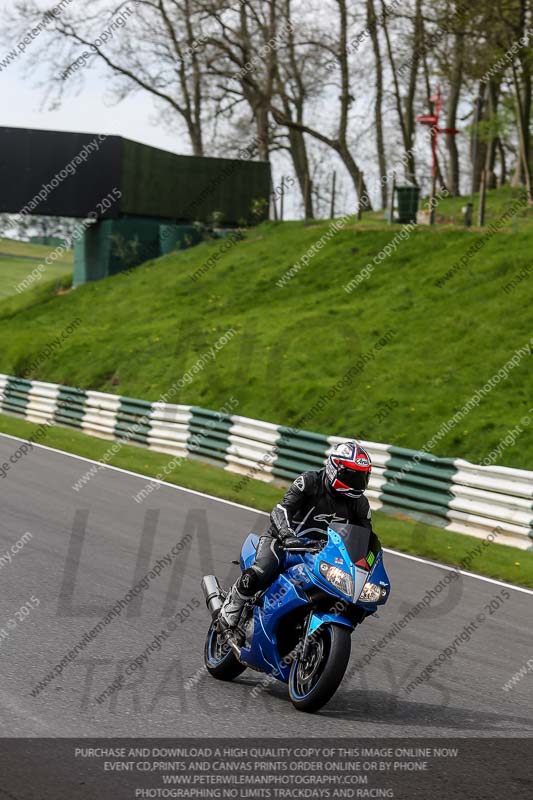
(201, 575, 224, 619)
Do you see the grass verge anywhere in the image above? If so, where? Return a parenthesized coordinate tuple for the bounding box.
(0, 189, 531, 469)
(0, 237, 73, 300)
(1, 412, 532, 589)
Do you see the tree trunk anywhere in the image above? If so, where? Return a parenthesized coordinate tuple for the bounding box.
(471, 83, 487, 195)
(287, 128, 314, 218)
(484, 80, 500, 189)
(403, 0, 424, 184)
(516, 51, 531, 185)
(338, 142, 372, 210)
(511, 60, 533, 203)
(497, 138, 507, 186)
(276, 0, 314, 218)
(513, 0, 531, 185)
(367, 0, 387, 208)
(445, 32, 464, 195)
(255, 105, 271, 161)
(380, 0, 422, 184)
(185, 119, 204, 156)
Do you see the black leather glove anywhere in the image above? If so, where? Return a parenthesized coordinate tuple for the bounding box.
(279, 536, 302, 549)
(271, 504, 294, 541)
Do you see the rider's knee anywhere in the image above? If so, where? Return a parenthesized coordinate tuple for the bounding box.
(238, 566, 267, 595)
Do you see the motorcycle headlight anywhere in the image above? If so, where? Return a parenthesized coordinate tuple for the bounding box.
(319, 561, 354, 597)
(359, 581, 387, 603)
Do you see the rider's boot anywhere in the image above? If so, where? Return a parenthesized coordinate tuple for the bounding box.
(219, 582, 248, 629)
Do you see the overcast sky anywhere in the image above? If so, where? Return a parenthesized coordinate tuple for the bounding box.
(0, 0, 362, 219)
(0, 1, 191, 154)
(0, 0, 442, 218)
(0, 2, 312, 218)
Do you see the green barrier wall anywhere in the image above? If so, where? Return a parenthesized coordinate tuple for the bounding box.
(74, 219, 206, 286)
(0, 372, 531, 548)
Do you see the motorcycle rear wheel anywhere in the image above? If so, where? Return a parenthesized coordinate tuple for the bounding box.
(204, 620, 247, 681)
(288, 624, 351, 712)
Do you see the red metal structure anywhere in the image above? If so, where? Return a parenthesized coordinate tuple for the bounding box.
(417, 87, 459, 222)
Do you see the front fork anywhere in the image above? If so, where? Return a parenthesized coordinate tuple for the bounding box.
(301, 611, 354, 660)
(301, 612, 315, 661)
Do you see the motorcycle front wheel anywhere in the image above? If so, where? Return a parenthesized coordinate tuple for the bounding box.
(288, 624, 351, 712)
(204, 620, 247, 681)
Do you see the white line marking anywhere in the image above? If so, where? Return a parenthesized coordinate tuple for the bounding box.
(0, 431, 259, 514)
(381, 549, 533, 596)
(1, 431, 532, 596)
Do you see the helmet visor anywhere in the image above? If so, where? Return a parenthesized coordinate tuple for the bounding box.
(338, 466, 368, 491)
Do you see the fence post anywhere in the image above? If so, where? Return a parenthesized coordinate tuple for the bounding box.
(357, 172, 364, 220)
(389, 172, 396, 224)
(478, 169, 487, 227)
(330, 170, 337, 219)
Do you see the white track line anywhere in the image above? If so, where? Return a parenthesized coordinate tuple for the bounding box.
(1, 431, 533, 597)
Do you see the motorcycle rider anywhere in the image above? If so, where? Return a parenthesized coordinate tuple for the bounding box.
(219, 441, 373, 630)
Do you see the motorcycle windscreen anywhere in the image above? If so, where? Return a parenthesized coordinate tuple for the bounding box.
(328, 522, 381, 566)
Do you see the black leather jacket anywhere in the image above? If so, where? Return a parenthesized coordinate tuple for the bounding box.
(269, 469, 373, 540)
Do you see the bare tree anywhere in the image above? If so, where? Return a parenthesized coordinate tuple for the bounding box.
(274, 0, 316, 218)
(380, 0, 425, 184)
(463, 0, 533, 200)
(7, 0, 530, 219)
(202, 0, 280, 161)
(270, 0, 373, 210)
(7, 0, 215, 155)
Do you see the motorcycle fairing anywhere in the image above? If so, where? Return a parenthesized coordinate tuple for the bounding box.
(239, 567, 311, 678)
(309, 528, 369, 603)
(240, 533, 260, 571)
(236, 524, 390, 680)
(356, 552, 391, 613)
(306, 610, 354, 638)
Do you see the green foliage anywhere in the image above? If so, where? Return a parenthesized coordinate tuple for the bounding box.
(475, 105, 516, 144)
(250, 196, 269, 221)
(110, 234, 143, 267)
(209, 209, 225, 227)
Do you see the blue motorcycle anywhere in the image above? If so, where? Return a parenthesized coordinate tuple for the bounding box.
(201, 522, 390, 712)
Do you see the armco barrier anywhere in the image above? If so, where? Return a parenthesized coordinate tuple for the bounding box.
(0, 374, 531, 550)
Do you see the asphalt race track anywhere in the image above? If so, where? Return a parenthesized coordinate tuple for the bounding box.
(1, 432, 532, 738)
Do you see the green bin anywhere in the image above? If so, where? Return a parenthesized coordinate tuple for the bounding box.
(395, 185, 420, 224)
